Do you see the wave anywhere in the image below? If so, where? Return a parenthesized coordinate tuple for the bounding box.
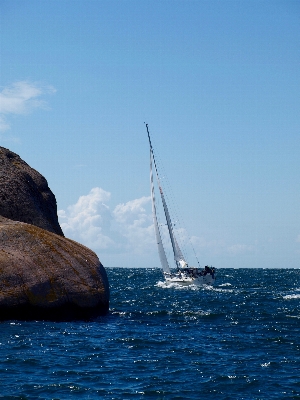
(283, 294, 300, 300)
(156, 280, 203, 290)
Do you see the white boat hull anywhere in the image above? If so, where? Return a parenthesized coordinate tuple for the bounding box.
(164, 272, 215, 286)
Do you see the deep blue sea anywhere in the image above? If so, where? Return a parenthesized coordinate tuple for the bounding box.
(0, 268, 299, 399)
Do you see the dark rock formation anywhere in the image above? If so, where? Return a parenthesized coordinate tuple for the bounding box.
(0, 216, 109, 320)
(0, 147, 110, 320)
(0, 147, 64, 236)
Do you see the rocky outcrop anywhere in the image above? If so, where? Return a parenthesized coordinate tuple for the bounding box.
(0, 216, 109, 320)
(0, 147, 110, 320)
(0, 147, 64, 236)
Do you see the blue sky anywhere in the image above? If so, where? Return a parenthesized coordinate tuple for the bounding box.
(0, 0, 299, 268)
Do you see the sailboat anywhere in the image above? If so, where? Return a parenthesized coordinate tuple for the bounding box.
(146, 124, 216, 286)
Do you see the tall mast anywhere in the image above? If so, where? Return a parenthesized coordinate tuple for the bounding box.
(146, 124, 170, 273)
(146, 124, 159, 180)
(146, 124, 180, 270)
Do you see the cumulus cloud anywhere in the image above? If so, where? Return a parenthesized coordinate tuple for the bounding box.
(113, 196, 154, 252)
(58, 188, 115, 250)
(58, 187, 256, 266)
(58, 188, 153, 254)
(0, 81, 56, 131)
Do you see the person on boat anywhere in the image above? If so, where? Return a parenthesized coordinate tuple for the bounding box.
(204, 265, 212, 275)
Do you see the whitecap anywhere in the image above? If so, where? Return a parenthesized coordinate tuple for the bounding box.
(261, 362, 270, 367)
(283, 294, 300, 300)
(213, 287, 234, 293)
(156, 281, 192, 290)
(182, 310, 211, 317)
(156, 281, 215, 291)
(156, 280, 181, 289)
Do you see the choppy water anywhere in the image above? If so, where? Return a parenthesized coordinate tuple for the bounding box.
(0, 268, 299, 399)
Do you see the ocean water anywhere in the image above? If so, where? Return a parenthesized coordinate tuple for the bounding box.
(0, 268, 299, 399)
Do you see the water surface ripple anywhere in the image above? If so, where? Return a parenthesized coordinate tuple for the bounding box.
(0, 268, 299, 399)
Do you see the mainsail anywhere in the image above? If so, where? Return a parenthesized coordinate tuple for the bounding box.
(159, 184, 188, 268)
(147, 123, 188, 271)
(150, 149, 170, 273)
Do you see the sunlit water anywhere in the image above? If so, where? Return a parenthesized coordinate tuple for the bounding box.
(0, 268, 299, 399)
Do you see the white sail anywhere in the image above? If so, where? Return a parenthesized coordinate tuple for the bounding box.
(159, 185, 188, 268)
(146, 123, 216, 286)
(150, 150, 171, 273)
(174, 238, 188, 267)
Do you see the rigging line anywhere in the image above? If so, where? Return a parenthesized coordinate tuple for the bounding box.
(151, 144, 189, 261)
(145, 123, 201, 267)
(190, 237, 201, 268)
(163, 166, 198, 264)
(145, 125, 180, 239)
(152, 151, 188, 256)
(146, 123, 180, 270)
(171, 194, 201, 268)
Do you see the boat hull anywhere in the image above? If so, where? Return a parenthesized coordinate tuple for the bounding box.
(164, 272, 215, 286)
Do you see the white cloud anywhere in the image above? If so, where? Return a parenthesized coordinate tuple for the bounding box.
(113, 196, 154, 253)
(58, 188, 115, 250)
(58, 187, 257, 267)
(58, 188, 153, 254)
(113, 196, 151, 224)
(0, 81, 56, 131)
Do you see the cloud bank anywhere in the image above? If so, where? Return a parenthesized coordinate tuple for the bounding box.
(58, 188, 154, 255)
(58, 187, 255, 268)
(0, 81, 56, 131)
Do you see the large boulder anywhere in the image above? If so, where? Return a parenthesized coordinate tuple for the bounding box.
(0, 147, 64, 236)
(0, 147, 110, 320)
(0, 216, 109, 320)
